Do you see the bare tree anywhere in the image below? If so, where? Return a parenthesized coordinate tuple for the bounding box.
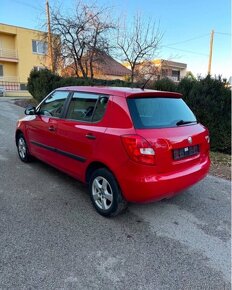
(87, 15, 114, 79)
(50, 2, 114, 79)
(134, 60, 160, 84)
(116, 14, 162, 83)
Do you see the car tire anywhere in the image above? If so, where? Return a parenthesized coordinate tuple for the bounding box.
(89, 168, 127, 217)
(16, 133, 33, 163)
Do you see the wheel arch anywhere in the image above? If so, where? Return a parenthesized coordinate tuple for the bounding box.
(15, 129, 24, 145)
(86, 162, 128, 216)
(86, 161, 117, 184)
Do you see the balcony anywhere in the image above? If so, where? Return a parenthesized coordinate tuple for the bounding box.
(0, 76, 20, 91)
(0, 76, 19, 82)
(0, 48, 18, 62)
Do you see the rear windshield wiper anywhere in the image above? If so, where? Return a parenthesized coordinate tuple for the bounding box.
(176, 120, 197, 126)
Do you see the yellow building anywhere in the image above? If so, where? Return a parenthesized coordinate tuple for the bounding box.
(0, 23, 51, 96)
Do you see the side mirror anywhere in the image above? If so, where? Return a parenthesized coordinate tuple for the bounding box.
(25, 105, 37, 115)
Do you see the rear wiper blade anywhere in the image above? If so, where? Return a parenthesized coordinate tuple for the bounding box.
(176, 120, 197, 126)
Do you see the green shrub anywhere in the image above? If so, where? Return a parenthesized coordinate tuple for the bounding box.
(27, 68, 61, 102)
(178, 77, 197, 97)
(150, 78, 177, 92)
(27, 69, 132, 102)
(181, 76, 231, 154)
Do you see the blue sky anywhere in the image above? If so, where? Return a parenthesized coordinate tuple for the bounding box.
(0, 0, 231, 78)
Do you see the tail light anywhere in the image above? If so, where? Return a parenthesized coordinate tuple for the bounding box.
(121, 134, 156, 165)
(204, 134, 210, 153)
(205, 135, 210, 143)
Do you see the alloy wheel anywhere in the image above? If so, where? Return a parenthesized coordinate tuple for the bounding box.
(18, 137, 27, 159)
(92, 176, 113, 210)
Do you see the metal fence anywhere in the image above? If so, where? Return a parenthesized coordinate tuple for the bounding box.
(0, 81, 25, 91)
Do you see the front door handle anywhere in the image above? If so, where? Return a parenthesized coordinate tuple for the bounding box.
(86, 133, 96, 140)
(48, 125, 56, 132)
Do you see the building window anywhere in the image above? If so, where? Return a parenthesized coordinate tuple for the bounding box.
(0, 65, 3, 77)
(34, 66, 46, 71)
(172, 70, 180, 81)
(32, 40, 48, 55)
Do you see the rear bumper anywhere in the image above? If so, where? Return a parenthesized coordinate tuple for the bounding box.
(119, 156, 210, 203)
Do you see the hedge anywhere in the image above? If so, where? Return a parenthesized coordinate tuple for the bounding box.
(180, 76, 231, 154)
(27, 68, 131, 103)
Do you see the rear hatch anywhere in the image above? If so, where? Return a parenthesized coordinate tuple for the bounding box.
(127, 95, 209, 173)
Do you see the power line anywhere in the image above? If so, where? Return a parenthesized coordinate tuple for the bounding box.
(164, 33, 210, 47)
(13, 0, 42, 11)
(162, 46, 208, 57)
(215, 32, 231, 36)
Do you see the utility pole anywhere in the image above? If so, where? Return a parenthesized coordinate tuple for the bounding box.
(207, 29, 214, 75)
(46, 0, 54, 72)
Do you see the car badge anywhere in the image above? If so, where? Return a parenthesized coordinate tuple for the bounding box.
(187, 137, 192, 144)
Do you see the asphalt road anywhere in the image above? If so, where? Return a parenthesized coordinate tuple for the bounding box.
(0, 99, 230, 290)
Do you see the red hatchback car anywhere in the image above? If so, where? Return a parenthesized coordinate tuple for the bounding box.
(16, 87, 210, 216)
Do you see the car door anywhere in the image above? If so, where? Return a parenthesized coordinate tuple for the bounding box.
(25, 90, 70, 166)
(54, 92, 109, 181)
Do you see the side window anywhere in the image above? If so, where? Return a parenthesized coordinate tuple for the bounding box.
(66, 92, 108, 122)
(92, 96, 108, 122)
(39, 91, 69, 118)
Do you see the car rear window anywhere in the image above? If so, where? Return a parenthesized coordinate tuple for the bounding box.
(127, 97, 197, 129)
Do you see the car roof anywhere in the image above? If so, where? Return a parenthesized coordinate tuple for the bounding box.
(56, 86, 182, 98)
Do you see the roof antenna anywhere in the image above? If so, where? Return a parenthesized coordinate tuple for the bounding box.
(140, 77, 151, 90)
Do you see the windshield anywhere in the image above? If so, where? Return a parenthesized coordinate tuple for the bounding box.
(127, 97, 197, 129)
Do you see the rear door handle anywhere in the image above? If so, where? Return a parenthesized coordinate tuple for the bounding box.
(86, 133, 96, 140)
(48, 125, 56, 132)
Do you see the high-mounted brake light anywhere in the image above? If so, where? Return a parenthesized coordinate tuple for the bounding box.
(121, 134, 156, 165)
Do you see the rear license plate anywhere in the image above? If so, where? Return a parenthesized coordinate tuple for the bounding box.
(173, 145, 200, 160)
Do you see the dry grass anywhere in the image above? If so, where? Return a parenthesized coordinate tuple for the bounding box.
(210, 151, 231, 180)
(210, 151, 231, 167)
